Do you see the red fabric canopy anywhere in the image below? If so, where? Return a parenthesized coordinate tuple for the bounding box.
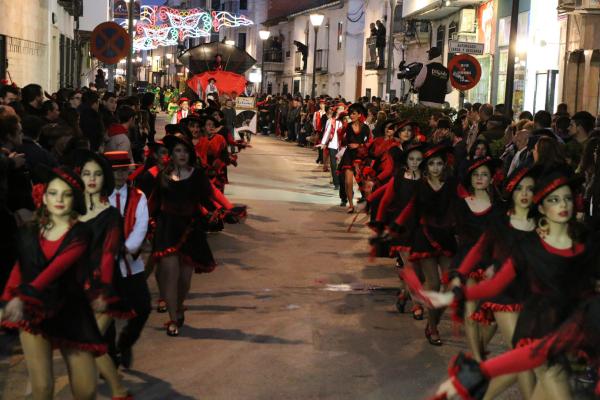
(187, 71, 247, 97)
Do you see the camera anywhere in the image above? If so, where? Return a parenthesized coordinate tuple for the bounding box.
(397, 61, 423, 81)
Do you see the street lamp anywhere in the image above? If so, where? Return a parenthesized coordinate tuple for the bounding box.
(259, 29, 271, 95)
(309, 13, 324, 99)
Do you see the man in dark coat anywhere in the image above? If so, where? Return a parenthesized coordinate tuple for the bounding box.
(375, 20, 387, 68)
(79, 91, 105, 152)
(17, 115, 57, 179)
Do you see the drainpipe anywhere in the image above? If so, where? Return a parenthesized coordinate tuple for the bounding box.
(386, 0, 396, 97)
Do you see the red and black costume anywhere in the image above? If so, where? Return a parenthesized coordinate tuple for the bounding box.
(368, 144, 425, 257)
(195, 133, 230, 193)
(152, 166, 217, 273)
(389, 143, 457, 261)
(81, 206, 135, 319)
(2, 223, 105, 355)
(450, 157, 502, 282)
(338, 123, 370, 171)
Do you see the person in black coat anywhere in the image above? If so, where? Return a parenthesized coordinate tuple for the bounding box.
(79, 91, 105, 152)
(375, 20, 387, 68)
(17, 115, 58, 179)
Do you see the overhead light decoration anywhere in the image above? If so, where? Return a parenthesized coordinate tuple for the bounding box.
(125, 6, 253, 51)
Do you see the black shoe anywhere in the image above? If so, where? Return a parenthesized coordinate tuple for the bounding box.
(119, 346, 133, 369)
(340, 201, 347, 207)
(357, 197, 366, 204)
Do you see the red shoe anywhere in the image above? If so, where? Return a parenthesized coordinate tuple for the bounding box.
(156, 299, 167, 313)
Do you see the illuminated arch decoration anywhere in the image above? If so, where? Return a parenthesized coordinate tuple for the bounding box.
(127, 6, 254, 51)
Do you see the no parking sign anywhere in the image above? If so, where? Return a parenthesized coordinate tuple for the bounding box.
(448, 54, 482, 91)
(91, 22, 131, 65)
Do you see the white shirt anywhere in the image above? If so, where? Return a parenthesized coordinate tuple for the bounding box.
(109, 185, 149, 277)
(507, 147, 527, 176)
(321, 119, 341, 150)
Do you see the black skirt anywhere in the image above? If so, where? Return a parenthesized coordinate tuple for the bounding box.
(409, 225, 456, 261)
(153, 213, 216, 273)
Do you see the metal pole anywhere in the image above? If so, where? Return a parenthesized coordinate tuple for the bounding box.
(311, 26, 318, 99)
(385, 0, 395, 96)
(504, 0, 520, 117)
(261, 42, 266, 94)
(125, 0, 135, 95)
(74, 0, 81, 88)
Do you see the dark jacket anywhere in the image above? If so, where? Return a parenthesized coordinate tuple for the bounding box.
(79, 104, 105, 152)
(17, 137, 58, 181)
(376, 24, 386, 47)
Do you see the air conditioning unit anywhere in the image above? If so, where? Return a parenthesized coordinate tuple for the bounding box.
(458, 8, 476, 33)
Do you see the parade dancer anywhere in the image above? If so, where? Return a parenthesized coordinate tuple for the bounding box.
(447, 165, 538, 399)
(338, 103, 370, 213)
(319, 107, 347, 205)
(313, 99, 328, 169)
(451, 157, 501, 362)
(76, 151, 134, 400)
(424, 165, 594, 399)
(130, 140, 169, 314)
(369, 143, 425, 315)
(392, 142, 457, 345)
(105, 151, 151, 370)
(1, 166, 103, 400)
(195, 116, 230, 193)
(172, 98, 190, 124)
(152, 133, 218, 337)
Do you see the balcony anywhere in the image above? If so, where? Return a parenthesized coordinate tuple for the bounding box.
(263, 49, 284, 73)
(58, 0, 83, 17)
(315, 49, 328, 73)
(558, 0, 600, 10)
(295, 51, 306, 72)
(365, 37, 384, 70)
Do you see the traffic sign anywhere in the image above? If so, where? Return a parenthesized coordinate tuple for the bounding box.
(449, 41, 485, 55)
(448, 54, 482, 91)
(91, 22, 131, 65)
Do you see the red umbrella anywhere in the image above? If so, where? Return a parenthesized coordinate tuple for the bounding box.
(187, 70, 247, 97)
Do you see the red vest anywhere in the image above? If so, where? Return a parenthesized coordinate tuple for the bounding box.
(123, 186, 144, 240)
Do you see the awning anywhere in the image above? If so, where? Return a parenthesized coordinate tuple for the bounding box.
(403, 0, 485, 20)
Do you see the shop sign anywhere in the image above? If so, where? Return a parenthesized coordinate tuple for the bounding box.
(449, 41, 485, 55)
(448, 54, 482, 91)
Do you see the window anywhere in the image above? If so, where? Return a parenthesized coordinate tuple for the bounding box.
(448, 21, 457, 43)
(238, 32, 247, 50)
(337, 22, 343, 50)
(436, 25, 445, 54)
(447, 21, 458, 59)
(239, 0, 247, 10)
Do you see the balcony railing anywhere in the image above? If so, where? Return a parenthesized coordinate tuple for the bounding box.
(264, 49, 283, 63)
(365, 37, 384, 70)
(263, 49, 284, 73)
(315, 49, 328, 73)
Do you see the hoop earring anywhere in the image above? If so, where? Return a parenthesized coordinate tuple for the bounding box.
(536, 216, 549, 238)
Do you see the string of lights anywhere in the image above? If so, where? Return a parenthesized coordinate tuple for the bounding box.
(129, 6, 254, 51)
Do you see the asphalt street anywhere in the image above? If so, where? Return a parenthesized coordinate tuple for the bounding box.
(0, 123, 519, 400)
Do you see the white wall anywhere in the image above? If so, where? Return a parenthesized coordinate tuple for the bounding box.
(523, 0, 560, 113)
(0, 1, 77, 90)
(80, 0, 110, 32)
(262, 0, 365, 99)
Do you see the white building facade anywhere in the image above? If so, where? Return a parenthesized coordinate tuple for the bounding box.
(0, 0, 79, 92)
(259, 0, 365, 99)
